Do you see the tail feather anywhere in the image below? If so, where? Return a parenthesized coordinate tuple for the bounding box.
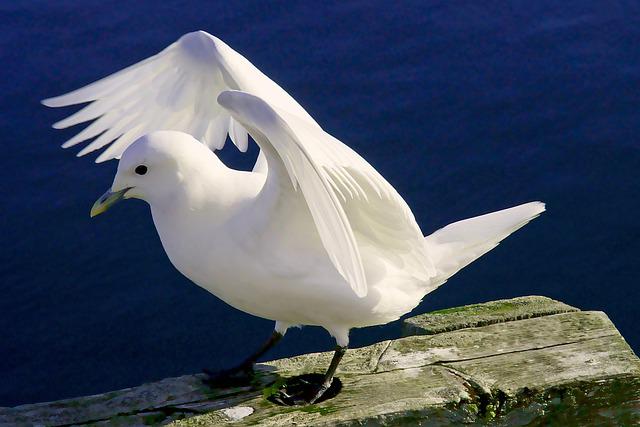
(424, 201, 545, 289)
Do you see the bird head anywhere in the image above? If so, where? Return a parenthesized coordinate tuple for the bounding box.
(90, 130, 219, 217)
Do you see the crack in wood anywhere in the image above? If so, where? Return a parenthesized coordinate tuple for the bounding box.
(372, 340, 393, 373)
(432, 333, 618, 366)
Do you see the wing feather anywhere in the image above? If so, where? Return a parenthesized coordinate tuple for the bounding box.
(44, 31, 434, 297)
(43, 31, 317, 162)
(218, 90, 436, 297)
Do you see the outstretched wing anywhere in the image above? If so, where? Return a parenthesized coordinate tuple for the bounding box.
(218, 91, 436, 298)
(42, 30, 317, 163)
(44, 31, 434, 298)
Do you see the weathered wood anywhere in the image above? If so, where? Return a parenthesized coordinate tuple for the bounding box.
(402, 295, 578, 336)
(1, 296, 638, 426)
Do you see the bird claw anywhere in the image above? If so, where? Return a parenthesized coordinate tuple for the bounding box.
(201, 364, 255, 388)
(267, 373, 342, 406)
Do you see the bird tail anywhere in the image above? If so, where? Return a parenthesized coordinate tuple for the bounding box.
(423, 201, 545, 292)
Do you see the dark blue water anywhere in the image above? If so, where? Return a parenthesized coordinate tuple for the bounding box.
(1, 1, 639, 407)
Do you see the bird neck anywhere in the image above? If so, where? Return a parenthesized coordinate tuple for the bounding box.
(148, 160, 266, 252)
(147, 163, 264, 284)
(157, 164, 251, 218)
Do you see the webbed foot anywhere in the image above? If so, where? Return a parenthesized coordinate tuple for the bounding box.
(267, 373, 342, 406)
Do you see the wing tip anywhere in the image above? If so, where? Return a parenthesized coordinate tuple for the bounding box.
(354, 272, 369, 298)
(41, 97, 59, 108)
(354, 288, 368, 298)
(41, 94, 83, 108)
(52, 119, 68, 130)
(343, 268, 368, 298)
(95, 153, 111, 163)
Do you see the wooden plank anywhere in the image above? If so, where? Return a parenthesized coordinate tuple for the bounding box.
(378, 311, 618, 372)
(403, 295, 578, 336)
(2, 297, 638, 426)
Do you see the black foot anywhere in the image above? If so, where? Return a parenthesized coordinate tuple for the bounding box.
(267, 373, 342, 406)
(202, 364, 255, 388)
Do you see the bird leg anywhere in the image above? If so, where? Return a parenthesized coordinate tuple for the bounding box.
(203, 330, 283, 387)
(309, 345, 346, 403)
(270, 345, 347, 405)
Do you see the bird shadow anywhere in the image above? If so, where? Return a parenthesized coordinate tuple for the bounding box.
(265, 373, 343, 406)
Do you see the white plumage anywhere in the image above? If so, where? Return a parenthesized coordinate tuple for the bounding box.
(44, 31, 544, 375)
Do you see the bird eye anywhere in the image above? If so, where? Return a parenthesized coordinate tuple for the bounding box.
(135, 165, 148, 175)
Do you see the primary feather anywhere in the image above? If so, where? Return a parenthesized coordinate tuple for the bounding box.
(218, 91, 437, 297)
(42, 31, 318, 162)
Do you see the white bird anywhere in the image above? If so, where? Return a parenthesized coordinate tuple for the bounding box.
(43, 31, 545, 404)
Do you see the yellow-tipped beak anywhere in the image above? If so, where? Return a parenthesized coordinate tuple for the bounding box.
(90, 188, 131, 218)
